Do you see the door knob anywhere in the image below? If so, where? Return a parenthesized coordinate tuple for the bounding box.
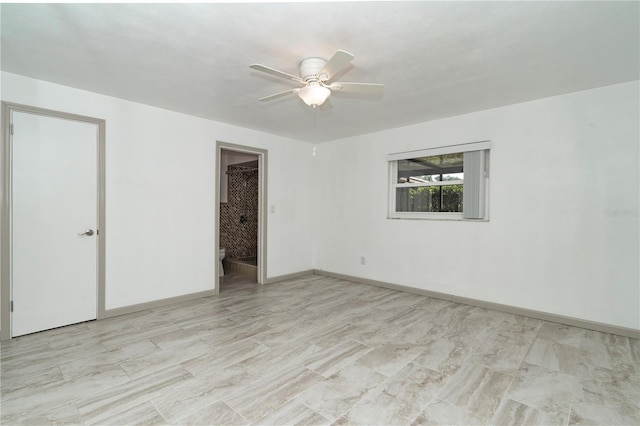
(78, 229, 94, 236)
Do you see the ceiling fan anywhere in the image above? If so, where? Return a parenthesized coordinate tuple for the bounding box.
(250, 50, 383, 108)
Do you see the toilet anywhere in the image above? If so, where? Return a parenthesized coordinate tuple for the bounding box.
(219, 248, 226, 277)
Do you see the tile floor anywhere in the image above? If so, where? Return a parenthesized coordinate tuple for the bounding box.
(1, 274, 638, 425)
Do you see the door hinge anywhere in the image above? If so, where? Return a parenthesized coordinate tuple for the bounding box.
(10, 300, 14, 312)
(10, 124, 14, 136)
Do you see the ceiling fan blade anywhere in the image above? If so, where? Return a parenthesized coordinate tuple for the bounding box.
(258, 88, 299, 102)
(330, 82, 384, 95)
(250, 64, 303, 83)
(318, 50, 354, 81)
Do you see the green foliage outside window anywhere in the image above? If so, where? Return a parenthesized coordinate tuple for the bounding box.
(408, 184, 463, 213)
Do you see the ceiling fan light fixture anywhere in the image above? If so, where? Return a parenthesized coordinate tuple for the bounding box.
(297, 82, 331, 107)
(252, 50, 383, 107)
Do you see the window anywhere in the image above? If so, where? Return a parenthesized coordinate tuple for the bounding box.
(388, 141, 490, 220)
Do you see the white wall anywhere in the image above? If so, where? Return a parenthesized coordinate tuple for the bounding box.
(2, 72, 314, 310)
(313, 81, 640, 330)
(3, 71, 637, 331)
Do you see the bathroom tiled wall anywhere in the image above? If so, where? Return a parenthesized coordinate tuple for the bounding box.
(220, 162, 258, 259)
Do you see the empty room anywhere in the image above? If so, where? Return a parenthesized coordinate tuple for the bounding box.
(1, 2, 638, 425)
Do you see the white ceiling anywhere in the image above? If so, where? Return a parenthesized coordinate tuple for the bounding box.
(2, 2, 638, 143)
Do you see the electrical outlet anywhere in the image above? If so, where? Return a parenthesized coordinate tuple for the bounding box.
(360, 256, 366, 265)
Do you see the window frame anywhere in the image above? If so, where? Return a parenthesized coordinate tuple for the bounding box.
(387, 141, 490, 221)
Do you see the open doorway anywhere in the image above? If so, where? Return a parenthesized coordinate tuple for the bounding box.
(215, 142, 267, 292)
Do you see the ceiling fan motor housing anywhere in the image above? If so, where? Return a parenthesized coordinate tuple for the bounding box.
(251, 50, 382, 106)
(299, 57, 328, 82)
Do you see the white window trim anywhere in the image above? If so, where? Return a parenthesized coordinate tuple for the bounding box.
(387, 141, 491, 162)
(397, 180, 464, 189)
(387, 141, 490, 221)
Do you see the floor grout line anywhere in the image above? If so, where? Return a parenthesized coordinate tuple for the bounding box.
(1, 273, 638, 425)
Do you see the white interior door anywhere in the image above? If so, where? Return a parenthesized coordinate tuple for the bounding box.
(11, 111, 98, 337)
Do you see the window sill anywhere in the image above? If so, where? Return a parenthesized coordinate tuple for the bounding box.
(387, 215, 489, 222)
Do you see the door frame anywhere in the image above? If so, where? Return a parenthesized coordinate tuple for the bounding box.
(215, 141, 268, 291)
(1, 102, 106, 340)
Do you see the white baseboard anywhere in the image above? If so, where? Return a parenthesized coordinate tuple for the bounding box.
(313, 269, 640, 340)
(102, 271, 316, 319)
(265, 269, 315, 284)
(102, 289, 216, 319)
